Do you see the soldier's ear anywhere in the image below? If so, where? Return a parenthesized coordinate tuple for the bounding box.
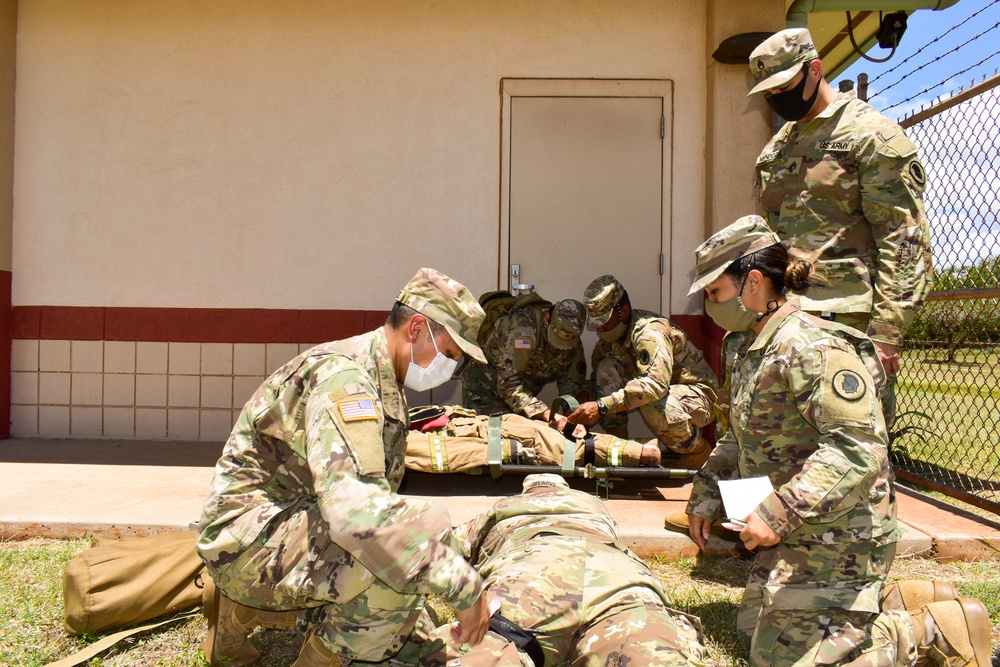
(407, 314, 428, 343)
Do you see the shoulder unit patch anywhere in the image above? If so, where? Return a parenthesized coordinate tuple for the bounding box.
(832, 369, 866, 401)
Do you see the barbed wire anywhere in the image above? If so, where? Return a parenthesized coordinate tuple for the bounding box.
(869, 0, 1000, 85)
(880, 51, 1000, 113)
(873, 20, 1000, 97)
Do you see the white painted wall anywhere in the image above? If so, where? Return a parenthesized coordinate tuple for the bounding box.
(12, 0, 708, 309)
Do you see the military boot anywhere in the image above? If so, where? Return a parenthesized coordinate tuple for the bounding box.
(911, 598, 992, 667)
(202, 577, 261, 667)
(881, 580, 957, 612)
(291, 629, 338, 667)
(202, 577, 298, 666)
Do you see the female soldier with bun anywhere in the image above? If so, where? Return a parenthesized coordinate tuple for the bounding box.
(683, 216, 990, 667)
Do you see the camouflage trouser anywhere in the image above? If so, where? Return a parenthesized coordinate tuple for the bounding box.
(809, 310, 897, 430)
(595, 356, 714, 454)
(422, 535, 717, 667)
(739, 540, 916, 667)
(204, 498, 430, 665)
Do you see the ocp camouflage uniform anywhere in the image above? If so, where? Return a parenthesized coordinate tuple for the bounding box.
(686, 302, 916, 667)
(196, 328, 482, 664)
(593, 309, 718, 453)
(463, 304, 587, 418)
(756, 91, 933, 346)
(404, 406, 646, 473)
(425, 475, 718, 666)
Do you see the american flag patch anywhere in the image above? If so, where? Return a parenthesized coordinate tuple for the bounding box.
(338, 398, 378, 422)
(513, 338, 532, 350)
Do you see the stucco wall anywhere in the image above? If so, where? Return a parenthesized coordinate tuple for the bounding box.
(13, 0, 708, 310)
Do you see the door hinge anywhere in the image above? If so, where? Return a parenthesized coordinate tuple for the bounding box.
(659, 253, 664, 275)
(660, 117, 665, 138)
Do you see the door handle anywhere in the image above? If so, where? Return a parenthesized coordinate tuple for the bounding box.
(510, 264, 534, 293)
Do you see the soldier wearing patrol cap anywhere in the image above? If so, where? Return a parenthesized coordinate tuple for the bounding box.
(463, 297, 589, 433)
(195, 268, 491, 667)
(567, 275, 718, 456)
(681, 217, 990, 667)
(749, 28, 933, 426)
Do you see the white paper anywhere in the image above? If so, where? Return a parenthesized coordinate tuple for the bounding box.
(718, 477, 774, 521)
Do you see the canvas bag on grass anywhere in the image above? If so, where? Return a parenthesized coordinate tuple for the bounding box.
(63, 530, 206, 636)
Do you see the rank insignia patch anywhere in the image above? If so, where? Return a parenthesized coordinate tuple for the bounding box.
(832, 370, 866, 401)
(339, 398, 378, 421)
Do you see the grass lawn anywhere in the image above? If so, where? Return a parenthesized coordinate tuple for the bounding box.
(894, 347, 1000, 509)
(3, 538, 999, 667)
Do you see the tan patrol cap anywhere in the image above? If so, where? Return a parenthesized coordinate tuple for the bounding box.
(583, 275, 625, 329)
(547, 299, 585, 350)
(748, 28, 819, 96)
(522, 473, 569, 492)
(395, 268, 487, 363)
(688, 216, 781, 296)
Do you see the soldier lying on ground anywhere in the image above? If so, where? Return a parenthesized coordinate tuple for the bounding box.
(420, 473, 719, 666)
(405, 405, 662, 473)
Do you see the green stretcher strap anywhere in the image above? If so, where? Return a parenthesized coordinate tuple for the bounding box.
(487, 414, 503, 480)
(550, 394, 580, 418)
(553, 394, 582, 476)
(561, 432, 576, 477)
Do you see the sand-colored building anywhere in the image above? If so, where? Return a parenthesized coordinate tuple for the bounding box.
(0, 0, 937, 441)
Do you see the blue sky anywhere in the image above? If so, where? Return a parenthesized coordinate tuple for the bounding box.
(837, 0, 1000, 270)
(838, 0, 999, 121)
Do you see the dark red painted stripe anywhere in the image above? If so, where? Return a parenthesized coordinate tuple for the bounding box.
(0, 271, 10, 438)
(10, 305, 724, 377)
(671, 312, 724, 379)
(11, 306, 392, 344)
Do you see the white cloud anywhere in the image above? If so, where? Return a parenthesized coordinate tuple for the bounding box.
(904, 85, 1000, 270)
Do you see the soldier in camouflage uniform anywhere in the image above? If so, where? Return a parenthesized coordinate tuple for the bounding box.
(462, 298, 588, 433)
(682, 217, 991, 667)
(748, 28, 933, 425)
(422, 474, 718, 666)
(195, 268, 491, 667)
(404, 405, 661, 473)
(567, 275, 718, 456)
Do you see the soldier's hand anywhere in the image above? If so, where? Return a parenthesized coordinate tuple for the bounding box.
(689, 514, 711, 550)
(453, 595, 490, 646)
(568, 401, 601, 426)
(739, 512, 780, 551)
(548, 411, 570, 433)
(873, 340, 900, 375)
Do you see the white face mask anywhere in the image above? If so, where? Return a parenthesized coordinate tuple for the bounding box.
(404, 330, 458, 392)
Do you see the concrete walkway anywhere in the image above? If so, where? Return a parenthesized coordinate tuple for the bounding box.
(2, 438, 999, 561)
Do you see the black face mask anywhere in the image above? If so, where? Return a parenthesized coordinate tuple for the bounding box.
(765, 67, 820, 122)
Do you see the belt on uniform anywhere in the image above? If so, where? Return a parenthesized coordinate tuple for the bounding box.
(489, 613, 545, 667)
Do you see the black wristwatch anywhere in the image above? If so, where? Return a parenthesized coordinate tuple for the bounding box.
(597, 398, 610, 417)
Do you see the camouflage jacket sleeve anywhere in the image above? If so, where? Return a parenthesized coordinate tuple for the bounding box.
(755, 340, 887, 539)
(686, 431, 740, 521)
(490, 313, 548, 418)
(306, 374, 482, 609)
(859, 126, 934, 345)
(554, 344, 588, 399)
(607, 322, 673, 411)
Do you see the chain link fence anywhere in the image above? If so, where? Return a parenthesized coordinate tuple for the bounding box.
(893, 74, 1000, 515)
